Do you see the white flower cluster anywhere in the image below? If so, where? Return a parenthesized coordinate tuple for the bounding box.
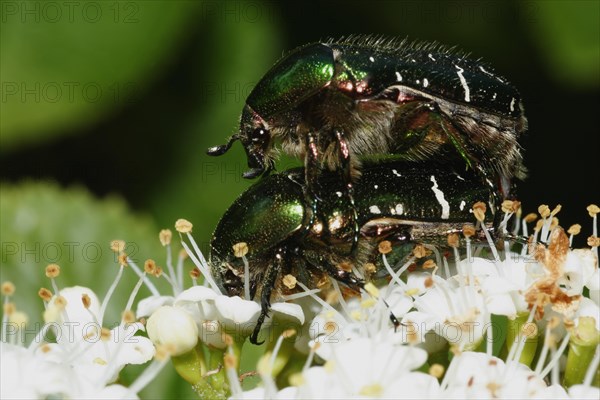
(3, 205, 598, 400)
(0, 254, 172, 400)
(222, 206, 599, 399)
(1, 285, 156, 399)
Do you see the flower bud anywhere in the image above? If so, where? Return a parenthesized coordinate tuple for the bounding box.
(147, 306, 198, 356)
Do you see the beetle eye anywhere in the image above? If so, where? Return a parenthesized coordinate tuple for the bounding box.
(250, 128, 269, 143)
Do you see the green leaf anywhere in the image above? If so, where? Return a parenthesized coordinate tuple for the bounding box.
(1, 1, 202, 150)
(525, 1, 600, 88)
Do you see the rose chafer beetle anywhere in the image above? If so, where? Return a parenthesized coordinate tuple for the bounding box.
(207, 35, 527, 256)
(210, 159, 499, 344)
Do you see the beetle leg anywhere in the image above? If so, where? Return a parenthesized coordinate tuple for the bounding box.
(303, 249, 363, 291)
(250, 249, 284, 345)
(304, 131, 322, 201)
(299, 131, 323, 239)
(334, 130, 360, 254)
(389, 100, 450, 159)
(436, 116, 506, 201)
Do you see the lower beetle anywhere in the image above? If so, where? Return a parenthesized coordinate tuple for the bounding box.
(210, 159, 499, 344)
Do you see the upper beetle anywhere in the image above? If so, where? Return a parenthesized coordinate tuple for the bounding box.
(207, 35, 527, 194)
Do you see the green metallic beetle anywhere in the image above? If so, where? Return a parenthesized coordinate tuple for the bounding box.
(207, 35, 527, 255)
(210, 159, 499, 344)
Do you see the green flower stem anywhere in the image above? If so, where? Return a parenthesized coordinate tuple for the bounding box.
(506, 313, 538, 367)
(172, 345, 207, 385)
(563, 317, 600, 387)
(231, 338, 245, 373)
(265, 323, 299, 378)
(206, 346, 229, 398)
(428, 341, 451, 371)
(564, 342, 598, 387)
(275, 348, 307, 389)
(172, 345, 223, 399)
(490, 314, 508, 357)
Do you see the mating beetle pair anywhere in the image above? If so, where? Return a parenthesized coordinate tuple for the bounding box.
(210, 160, 498, 344)
(207, 35, 526, 344)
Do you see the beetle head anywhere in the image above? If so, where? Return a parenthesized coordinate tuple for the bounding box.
(238, 105, 274, 178)
(206, 105, 273, 179)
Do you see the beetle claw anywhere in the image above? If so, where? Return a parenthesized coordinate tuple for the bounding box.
(243, 167, 265, 179)
(249, 326, 264, 345)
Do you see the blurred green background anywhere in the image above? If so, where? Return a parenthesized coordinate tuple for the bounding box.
(1, 0, 598, 398)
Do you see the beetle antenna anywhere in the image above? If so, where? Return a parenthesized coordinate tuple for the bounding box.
(207, 134, 239, 156)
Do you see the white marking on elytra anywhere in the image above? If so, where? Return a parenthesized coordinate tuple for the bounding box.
(460, 200, 466, 211)
(510, 97, 516, 112)
(455, 65, 470, 102)
(423, 78, 429, 88)
(479, 65, 495, 77)
(428, 53, 436, 62)
(392, 169, 402, 177)
(369, 56, 375, 62)
(430, 175, 450, 220)
(395, 71, 403, 82)
(369, 205, 381, 214)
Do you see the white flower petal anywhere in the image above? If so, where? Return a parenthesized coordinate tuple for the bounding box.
(559, 249, 597, 296)
(270, 302, 305, 325)
(534, 384, 570, 399)
(575, 297, 600, 331)
(114, 328, 155, 365)
(481, 276, 519, 294)
(569, 384, 600, 399)
(175, 285, 219, 303)
(136, 295, 174, 318)
(296, 366, 346, 398)
(406, 272, 432, 296)
(95, 384, 138, 399)
(402, 311, 438, 337)
(485, 292, 517, 317)
(174, 286, 220, 321)
(214, 296, 261, 327)
(1, 343, 71, 399)
(331, 338, 427, 388)
(445, 351, 547, 398)
(385, 372, 442, 398)
(199, 320, 227, 349)
(60, 286, 101, 320)
(384, 286, 415, 317)
(585, 268, 599, 305)
(51, 287, 102, 346)
(462, 257, 500, 277)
